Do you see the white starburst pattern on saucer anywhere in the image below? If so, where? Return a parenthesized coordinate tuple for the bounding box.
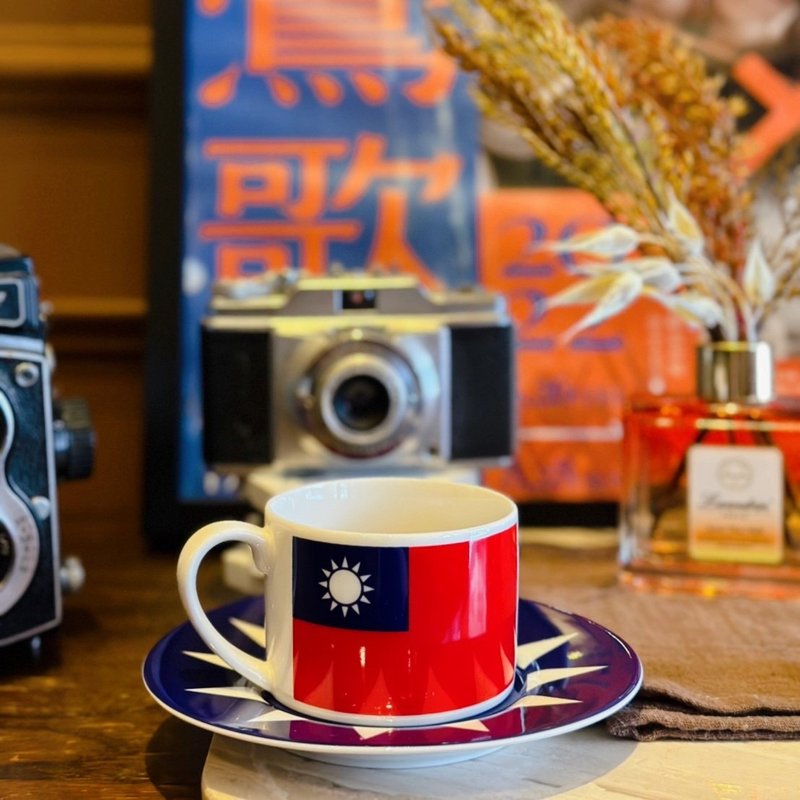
(182, 623, 606, 741)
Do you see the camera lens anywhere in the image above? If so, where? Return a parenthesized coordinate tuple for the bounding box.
(332, 375, 390, 431)
(297, 337, 423, 458)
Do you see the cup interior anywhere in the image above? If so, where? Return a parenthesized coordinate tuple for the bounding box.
(267, 477, 515, 536)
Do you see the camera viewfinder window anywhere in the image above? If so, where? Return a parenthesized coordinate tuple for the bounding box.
(341, 289, 377, 310)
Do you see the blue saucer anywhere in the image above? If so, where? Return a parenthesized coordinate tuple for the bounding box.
(143, 597, 642, 767)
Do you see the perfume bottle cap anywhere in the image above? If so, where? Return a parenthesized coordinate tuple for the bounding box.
(696, 341, 774, 404)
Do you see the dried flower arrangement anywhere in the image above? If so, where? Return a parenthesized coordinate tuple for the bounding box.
(430, 0, 800, 344)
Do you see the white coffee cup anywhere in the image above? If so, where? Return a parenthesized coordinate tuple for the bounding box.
(177, 476, 519, 727)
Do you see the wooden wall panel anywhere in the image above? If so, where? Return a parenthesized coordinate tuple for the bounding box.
(56, 351, 145, 537)
(0, 1, 150, 26)
(0, 110, 149, 300)
(0, 5, 152, 532)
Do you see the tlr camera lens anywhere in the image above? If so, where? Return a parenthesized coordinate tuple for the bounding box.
(0, 527, 12, 585)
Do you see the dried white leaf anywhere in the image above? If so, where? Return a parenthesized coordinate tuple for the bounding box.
(544, 274, 619, 309)
(742, 237, 775, 307)
(650, 290, 725, 331)
(537, 224, 641, 258)
(562, 271, 644, 339)
(665, 191, 704, 255)
(630, 258, 684, 292)
(573, 256, 683, 293)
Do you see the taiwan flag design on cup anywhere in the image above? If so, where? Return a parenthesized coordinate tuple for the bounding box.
(292, 529, 517, 718)
(178, 477, 519, 727)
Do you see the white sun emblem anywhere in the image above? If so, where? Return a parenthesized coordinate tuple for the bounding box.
(320, 557, 374, 617)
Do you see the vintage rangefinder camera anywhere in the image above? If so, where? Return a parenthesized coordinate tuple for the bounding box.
(0, 247, 94, 647)
(202, 270, 514, 476)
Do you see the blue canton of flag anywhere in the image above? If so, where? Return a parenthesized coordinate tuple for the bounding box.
(292, 538, 409, 631)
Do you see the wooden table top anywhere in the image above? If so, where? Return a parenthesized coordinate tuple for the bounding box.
(1, 517, 797, 799)
(0, 514, 239, 799)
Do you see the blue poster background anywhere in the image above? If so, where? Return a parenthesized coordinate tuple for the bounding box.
(179, 1, 479, 500)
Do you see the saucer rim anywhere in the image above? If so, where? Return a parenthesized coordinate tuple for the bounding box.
(142, 597, 643, 760)
(145, 668, 643, 760)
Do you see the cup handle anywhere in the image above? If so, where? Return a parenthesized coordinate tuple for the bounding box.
(177, 520, 274, 692)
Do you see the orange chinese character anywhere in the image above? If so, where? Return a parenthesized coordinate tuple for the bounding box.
(216, 243, 293, 280)
(366, 189, 441, 287)
(207, 139, 349, 219)
(201, 220, 361, 274)
(197, 0, 455, 108)
(332, 133, 460, 209)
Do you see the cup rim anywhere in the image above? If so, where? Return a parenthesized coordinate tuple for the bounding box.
(264, 476, 518, 546)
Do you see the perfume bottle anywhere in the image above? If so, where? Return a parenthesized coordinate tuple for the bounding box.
(619, 341, 800, 598)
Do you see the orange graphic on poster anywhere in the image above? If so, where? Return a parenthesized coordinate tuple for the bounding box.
(198, 0, 230, 13)
(478, 188, 698, 503)
(196, 0, 455, 108)
(734, 53, 800, 173)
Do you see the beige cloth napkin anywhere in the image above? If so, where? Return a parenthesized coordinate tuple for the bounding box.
(522, 545, 800, 741)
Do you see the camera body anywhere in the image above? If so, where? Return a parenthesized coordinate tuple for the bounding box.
(202, 270, 515, 477)
(0, 248, 93, 647)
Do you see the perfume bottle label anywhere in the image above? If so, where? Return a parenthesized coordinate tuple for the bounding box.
(688, 445, 784, 564)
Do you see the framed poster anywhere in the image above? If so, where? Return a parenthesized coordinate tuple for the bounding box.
(146, 1, 779, 550)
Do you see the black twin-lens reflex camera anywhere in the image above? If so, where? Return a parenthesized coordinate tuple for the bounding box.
(0, 247, 94, 648)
